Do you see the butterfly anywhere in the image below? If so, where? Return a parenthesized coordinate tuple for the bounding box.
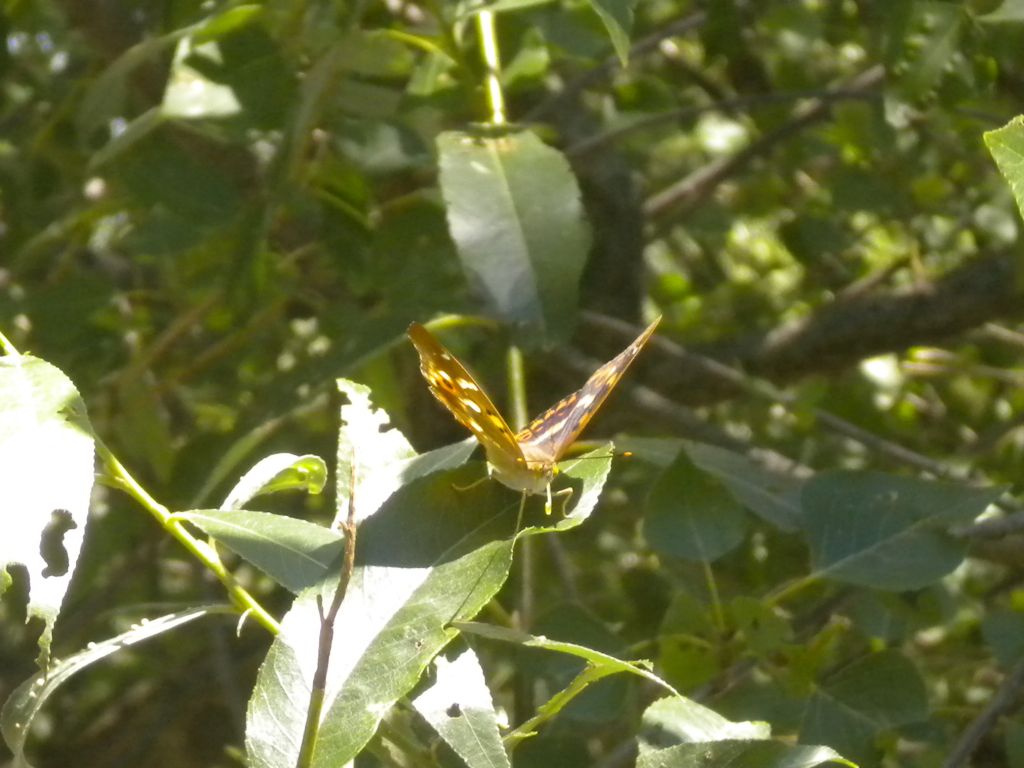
(407, 317, 661, 513)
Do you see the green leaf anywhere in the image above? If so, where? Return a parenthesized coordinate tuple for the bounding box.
(245, 542, 515, 767)
(161, 26, 294, 129)
(0, 353, 95, 666)
(437, 130, 591, 344)
(637, 741, 855, 768)
(193, 4, 264, 43)
(77, 34, 182, 139)
(638, 696, 854, 768)
(176, 509, 343, 593)
(898, 3, 963, 96)
(221, 453, 327, 509)
(976, 0, 1024, 22)
(983, 610, 1024, 667)
(456, 622, 677, 695)
(800, 650, 927, 765)
(336, 379, 418, 521)
(621, 438, 803, 532)
(644, 450, 747, 562)
(526, 604, 630, 724)
(800, 470, 1003, 590)
(2, 607, 218, 768)
(412, 648, 511, 768)
(162, 38, 243, 119)
(985, 117, 1024, 228)
(638, 695, 768, 751)
(587, 0, 634, 66)
(685, 442, 803, 532)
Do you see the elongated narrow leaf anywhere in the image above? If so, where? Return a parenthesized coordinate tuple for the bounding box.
(800, 650, 927, 765)
(644, 450, 747, 562)
(456, 621, 678, 696)
(588, 0, 634, 65)
(245, 541, 515, 768)
(800, 470, 1003, 590)
(221, 453, 327, 510)
(177, 509, 343, 593)
(413, 648, 511, 768)
(437, 130, 591, 344)
(0, 353, 94, 666)
(2, 607, 219, 768)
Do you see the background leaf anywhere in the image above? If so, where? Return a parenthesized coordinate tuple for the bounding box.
(437, 131, 591, 344)
(643, 449, 748, 561)
(800, 470, 1003, 590)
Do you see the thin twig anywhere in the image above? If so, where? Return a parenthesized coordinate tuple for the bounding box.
(643, 65, 885, 218)
(524, 12, 707, 123)
(295, 461, 359, 768)
(583, 312, 962, 479)
(567, 87, 877, 160)
(943, 657, 1024, 768)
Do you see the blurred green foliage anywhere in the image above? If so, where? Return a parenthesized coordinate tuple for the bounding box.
(4, 0, 1024, 766)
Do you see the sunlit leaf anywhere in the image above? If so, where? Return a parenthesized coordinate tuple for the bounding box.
(412, 648, 510, 768)
(220, 453, 327, 510)
(437, 130, 591, 344)
(985, 117, 1024, 231)
(0, 353, 94, 666)
(177, 509, 343, 593)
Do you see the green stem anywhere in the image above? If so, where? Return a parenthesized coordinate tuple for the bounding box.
(476, 10, 506, 125)
(0, 329, 16, 355)
(702, 560, 726, 633)
(764, 573, 819, 608)
(99, 442, 280, 635)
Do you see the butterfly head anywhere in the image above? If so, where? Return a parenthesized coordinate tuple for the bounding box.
(486, 448, 558, 497)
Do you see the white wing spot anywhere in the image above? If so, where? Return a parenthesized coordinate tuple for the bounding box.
(466, 400, 483, 413)
(457, 379, 480, 391)
(576, 393, 596, 409)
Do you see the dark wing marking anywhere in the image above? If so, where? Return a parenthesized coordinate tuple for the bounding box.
(517, 317, 661, 462)
(407, 323, 525, 462)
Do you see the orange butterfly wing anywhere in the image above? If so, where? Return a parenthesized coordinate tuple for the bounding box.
(516, 317, 661, 463)
(407, 322, 525, 464)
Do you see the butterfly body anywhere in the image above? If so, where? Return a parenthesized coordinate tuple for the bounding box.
(408, 317, 660, 507)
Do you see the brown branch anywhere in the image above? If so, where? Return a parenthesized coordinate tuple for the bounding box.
(643, 65, 885, 218)
(943, 657, 1024, 768)
(568, 87, 878, 161)
(743, 252, 1023, 383)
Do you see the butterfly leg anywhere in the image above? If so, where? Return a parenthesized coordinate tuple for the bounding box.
(553, 487, 574, 516)
(451, 475, 489, 493)
(515, 490, 527, 532)
(543, 484, 574, 515)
